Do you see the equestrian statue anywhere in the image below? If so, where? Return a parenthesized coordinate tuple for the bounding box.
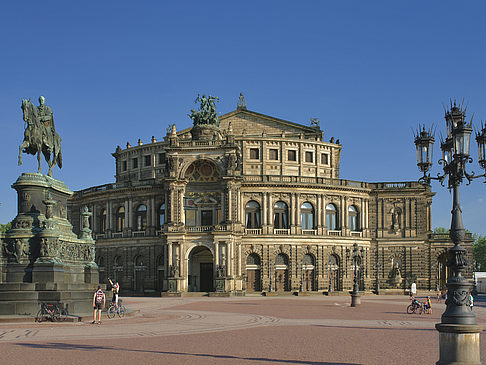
(19, 96, 62, 177)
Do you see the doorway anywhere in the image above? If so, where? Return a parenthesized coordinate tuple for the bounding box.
(188, 246, 214, 292)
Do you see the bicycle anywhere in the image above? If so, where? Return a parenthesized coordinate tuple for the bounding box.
(406, 299, 425, 315)
(35, 302, 62, 322)
(107, 299, 126, 319)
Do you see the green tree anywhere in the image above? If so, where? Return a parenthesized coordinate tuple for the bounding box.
(434, 227, 449, 234)
(473, 235, 486, 271)
(0, 222, 11, 234)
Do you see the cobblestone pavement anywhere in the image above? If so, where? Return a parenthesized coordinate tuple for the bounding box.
(0, 295, 485, 364)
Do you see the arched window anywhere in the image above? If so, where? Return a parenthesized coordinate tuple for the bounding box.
(303, 253, 315, 266)
(247, 253, 261, 267)
(326, 203, 338, 230)
(300, 202, 314, 230)
(116, 206, 125, 232)
(97, 256, 105, 284)
(135, 255, 144, 267)
(136, 204, 147, 231)
(113, 256, 122, 282)
(348, 205, 359, 231)
(245, 201, 261, 228)
(275, 253, 289, 267)
(99, 209, 106, 233)
(158, 203, 165, 229)
(273, 201, 289, 229)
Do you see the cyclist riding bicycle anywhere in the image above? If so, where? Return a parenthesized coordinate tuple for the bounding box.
(108, 277, 120, 310)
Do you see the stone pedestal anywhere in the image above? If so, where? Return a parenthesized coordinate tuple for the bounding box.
(167, 277, 181, 293)
(436, 323, 482, 365)
(350, 292, 361, 307)
(215, 277, 231, 293)
(0, 173, 99, 316)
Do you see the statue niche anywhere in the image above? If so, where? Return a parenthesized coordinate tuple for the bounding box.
(389, 204, 402, 233)
(388, 257, 403, 287)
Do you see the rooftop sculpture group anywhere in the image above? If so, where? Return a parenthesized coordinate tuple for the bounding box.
(19, 96, 62, 177)
(189, 94, 220, 128)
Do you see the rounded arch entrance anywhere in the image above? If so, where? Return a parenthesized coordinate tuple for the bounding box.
(246, 253, 262, 292)
(274, 253, 290, 292)
(188, 246, 214, 292)
(302, 253, 315, 291)
(328, 254, 341, 292)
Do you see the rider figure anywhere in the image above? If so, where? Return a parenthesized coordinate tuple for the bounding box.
(108, 277, 120, 310)
(36, 96, 55, 150)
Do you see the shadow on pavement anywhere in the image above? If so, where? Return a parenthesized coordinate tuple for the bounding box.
(15, 342, 359, 365)
(313, 324, 436, 332)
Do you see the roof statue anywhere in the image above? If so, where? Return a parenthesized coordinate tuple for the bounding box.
(18, 96, 63, 177)
(189, 94, 220, 128)
(237, 92, 247, 110)
(310, 117, 320, 128)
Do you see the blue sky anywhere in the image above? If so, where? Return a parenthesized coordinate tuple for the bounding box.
(1, 1, 486, 235)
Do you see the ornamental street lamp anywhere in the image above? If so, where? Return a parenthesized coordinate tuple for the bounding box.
(413, 101, 486, 365)
(350, 243, 361, 307)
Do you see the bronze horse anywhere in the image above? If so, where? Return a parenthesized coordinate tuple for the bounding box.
(19, 99, 62, 177)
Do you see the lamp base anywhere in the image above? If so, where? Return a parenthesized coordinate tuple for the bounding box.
(436, 323, 482, 365)
(350, 293, 361, 307)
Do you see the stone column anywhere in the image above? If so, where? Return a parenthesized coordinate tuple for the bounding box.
(262, 192, 267, 227)
(168, 242, 173, 269)
(215, 241, 219, 267)
(268, 193, 273, 232)
(91, 204, 97, 233)
(151, 196, 156, 227)
(124, 200, 129, 232)
(106, 201, 111, 231)
(237, 189, 241, 223)
(229, 241, 233, 277)
(238, 243, 242, 277)
(221, 191, 225, 223)
(296, 195, 301, 233)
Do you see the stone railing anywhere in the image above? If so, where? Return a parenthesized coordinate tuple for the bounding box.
(133, 230, 146, 237)
(302, 229, 317, 235)
(178, 140, 222, 147)
(328, 230, 342, 236)
(112, 232, 123, 238)
(273, 228, 290, 235)
(186, 226, 213, 233)
(245, 228, 262, 235)
(350, 231, 362, 237)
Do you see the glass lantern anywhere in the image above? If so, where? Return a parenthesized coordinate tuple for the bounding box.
(453, 120, 472, 157)
(441, 137, 453, 165)
(415, 127, 435, 173)
(476, 123, 486, 169)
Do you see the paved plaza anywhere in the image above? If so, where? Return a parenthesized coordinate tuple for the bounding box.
(0, 294, 485, 364)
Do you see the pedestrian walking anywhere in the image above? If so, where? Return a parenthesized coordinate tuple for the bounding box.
(410, 282, 417, 298)
(468, 293, 474, 309)
(425, 295, 432, 314)
(92, 285, 105, 324)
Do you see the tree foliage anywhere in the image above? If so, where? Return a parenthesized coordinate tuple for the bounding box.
(473, 235, 486, 271)
(0, 222, 11, 234)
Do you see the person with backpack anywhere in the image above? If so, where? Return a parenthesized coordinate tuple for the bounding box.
(92, 286, 105, 324)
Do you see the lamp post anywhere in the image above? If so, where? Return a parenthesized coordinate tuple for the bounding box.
(413, 101, 486, 365)
(350, 243, 361, 307)
(300, 261, 304, 292)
